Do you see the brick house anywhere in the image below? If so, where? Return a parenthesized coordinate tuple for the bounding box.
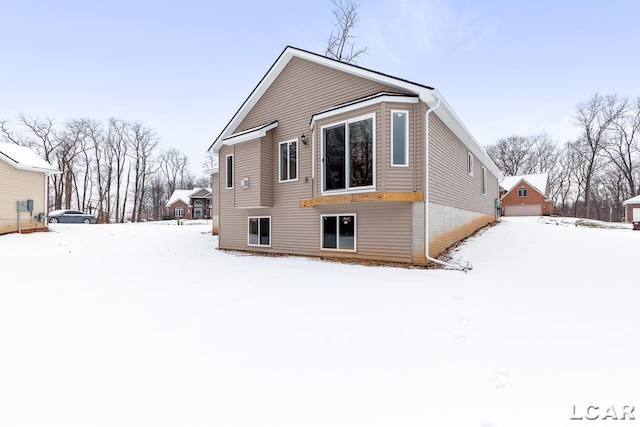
(166, 188, 212, 220)
(500, 173, 554, 216)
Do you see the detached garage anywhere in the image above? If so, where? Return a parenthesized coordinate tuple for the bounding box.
(623, 195, 640, 223)
(499, 173, 554, 217)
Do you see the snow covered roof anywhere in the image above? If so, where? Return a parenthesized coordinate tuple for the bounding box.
(623, 194, 640, 205)
(500, 173, 549, 196)
(0, 142, 60, 174)
(166, 188, 212, 207)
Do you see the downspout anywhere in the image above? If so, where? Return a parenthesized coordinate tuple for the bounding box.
(423, 97, 464, 270)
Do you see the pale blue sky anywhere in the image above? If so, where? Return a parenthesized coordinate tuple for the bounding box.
(2, 1, 639, 176)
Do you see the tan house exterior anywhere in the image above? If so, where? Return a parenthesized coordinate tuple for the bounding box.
(166, 188, 212, 220)
(208, 46, 502, 265)
(500, 173, 554, 216)
(0, 143, 60, 234)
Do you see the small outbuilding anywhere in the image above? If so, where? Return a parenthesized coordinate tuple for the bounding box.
(623, 195, 640, 224)
(0, 143, 60, 234)
(500, 173, 554, 216)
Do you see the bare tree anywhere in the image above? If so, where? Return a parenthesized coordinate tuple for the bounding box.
(107, 118, 130, 223)
(325, 0, 367, 63)
(126, 122, 158, 222)
(159, 148, 189, 195)
(572, 93, 627, 218)
(605, 96, 640, 198)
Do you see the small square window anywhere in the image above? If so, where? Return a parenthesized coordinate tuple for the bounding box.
(518, 188, 527, 197)
(248, 216, 271, 247)
(321, 214, 356, 251)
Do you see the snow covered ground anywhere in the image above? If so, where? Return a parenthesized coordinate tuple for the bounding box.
(0, 217, 638, 427)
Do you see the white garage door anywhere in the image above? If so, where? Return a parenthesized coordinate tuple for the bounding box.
(634, 208, 640, 221)
(505, 204, 542, 216)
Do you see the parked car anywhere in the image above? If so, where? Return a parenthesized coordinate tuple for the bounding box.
(48, 209, 96, 224)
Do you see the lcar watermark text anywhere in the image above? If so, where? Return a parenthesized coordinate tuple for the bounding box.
(571, 404, 635, 421)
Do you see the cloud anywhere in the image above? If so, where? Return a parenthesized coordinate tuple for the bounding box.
(361, 0, 495, 62)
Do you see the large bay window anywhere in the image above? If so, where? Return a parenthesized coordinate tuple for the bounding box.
(322, 115, 374, 192)
(248, 216, 271, 247)
(321, 214, 356, 251)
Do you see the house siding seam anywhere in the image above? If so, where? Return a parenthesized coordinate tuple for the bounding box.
(0, 159, 47, 234)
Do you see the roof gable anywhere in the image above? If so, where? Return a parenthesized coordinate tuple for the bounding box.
(500, 173, 549, 195)
(0, 142, 60, 174)
(623, 194, 640, 205)
(209, 46, 436, 153)
(208, 45, 502, 179)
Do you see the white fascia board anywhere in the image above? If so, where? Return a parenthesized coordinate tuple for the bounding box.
(0, 152, 60, 175)
(222, 121, 278, 146)
(310, 94, 418, 129)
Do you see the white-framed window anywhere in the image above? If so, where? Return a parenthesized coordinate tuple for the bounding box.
(321, 214, 356, 251)
(322, 114, 375, 193)
(279, 139, 298, 182)
(174, 207, 184, 217)
(205, 198, 212, 206)
(467, 152, 474, 176)
(518, 188, 527, 197)
(226, 154, 233, 189)
(194, 200, 203, 207)
(248, 216, 271, 247)
(481, 166, 487, 196)
(391, 110, 409, 166)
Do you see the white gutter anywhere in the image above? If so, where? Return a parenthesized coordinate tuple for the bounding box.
(423, 97, 465, 271)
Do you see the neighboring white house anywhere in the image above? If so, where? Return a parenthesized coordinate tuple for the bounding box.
(0, 143, 60, 234)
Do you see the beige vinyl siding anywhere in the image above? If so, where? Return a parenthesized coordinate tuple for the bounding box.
(260, 133, 273, 207)
(236, 57, 399, 139)
(384, 102, 422, 192)
(0, 160, 47, 234)
(211, 173, 219, 234)
(220, 201, 413, 264)
(428, 113, 497, 214)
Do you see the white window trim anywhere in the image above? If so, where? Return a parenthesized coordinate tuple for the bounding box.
(467, 152, 474, 176)
(247, 216, 272, 247)
(320, 113, 376, 195)
(320, 213, 357, 252)
(390, 110, 409, 167)
(174, 207, 184, 217)
(481, 166, 487, 196)
(225, 154, 233, 189)
(518, 188, 527, 197)
(278, 139, 299, 183)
